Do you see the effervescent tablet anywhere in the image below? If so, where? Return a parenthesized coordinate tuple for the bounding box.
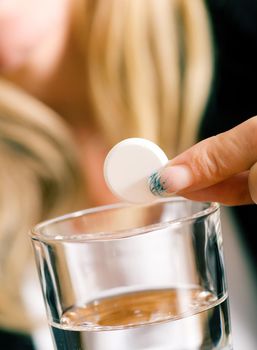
(104, 138, 168, 203)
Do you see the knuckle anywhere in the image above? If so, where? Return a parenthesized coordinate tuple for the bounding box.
(247, 116, 257, 150)
(192, 136, 228, 181)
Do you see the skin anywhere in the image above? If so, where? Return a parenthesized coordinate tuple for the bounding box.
(157, 116, 257, 206)
(2, 1, 256, 207)
(0, 0, 70, 71)
(0, 0, 117, 206)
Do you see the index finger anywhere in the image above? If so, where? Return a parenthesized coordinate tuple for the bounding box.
(150, 116, 257, 195)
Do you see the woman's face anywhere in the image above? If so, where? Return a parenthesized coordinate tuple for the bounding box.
(0, 0, 70, 71)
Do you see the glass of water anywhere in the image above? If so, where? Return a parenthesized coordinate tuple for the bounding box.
(30, 197, 232, 350)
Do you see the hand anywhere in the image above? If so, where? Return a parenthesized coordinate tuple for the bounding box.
(149, 116, 257, 205)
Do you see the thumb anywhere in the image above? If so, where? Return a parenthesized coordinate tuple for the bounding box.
(149, 116, 257, 199)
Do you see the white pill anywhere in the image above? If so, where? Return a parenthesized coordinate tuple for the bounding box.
(104, 138, 168, 203)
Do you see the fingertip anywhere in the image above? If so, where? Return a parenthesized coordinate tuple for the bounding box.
(149, 165, 193, 196)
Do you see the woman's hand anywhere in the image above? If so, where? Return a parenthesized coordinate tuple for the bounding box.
(149, 116, 257, 205)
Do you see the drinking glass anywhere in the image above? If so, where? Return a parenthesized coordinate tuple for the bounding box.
(30, 197, 233, 350)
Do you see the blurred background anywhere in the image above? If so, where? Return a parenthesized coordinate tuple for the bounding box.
(0, 0, 257, 349)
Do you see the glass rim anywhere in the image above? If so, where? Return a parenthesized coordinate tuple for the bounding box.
(30, 197, 220, 242)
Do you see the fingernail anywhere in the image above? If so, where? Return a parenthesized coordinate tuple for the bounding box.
(149, 165, 193, 196)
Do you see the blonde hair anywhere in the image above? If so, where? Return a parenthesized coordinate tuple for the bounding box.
(74, 0, 213, 157)
(0, 79, 84, 331)
(0, 0, 213, 333)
